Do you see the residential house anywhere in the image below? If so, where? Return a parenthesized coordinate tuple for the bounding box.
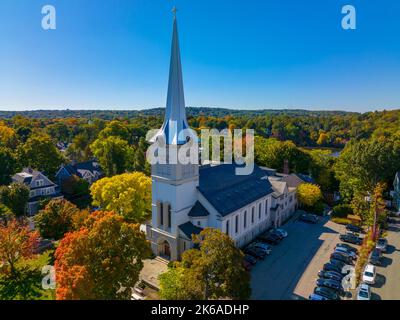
(12, 168, 63, 215)
(56, 160, 104, 186)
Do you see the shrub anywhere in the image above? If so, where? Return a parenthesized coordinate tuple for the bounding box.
(332, 204, 353, 218)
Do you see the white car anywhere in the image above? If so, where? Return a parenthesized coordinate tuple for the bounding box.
(357, 283, 371, 300)
(362, 264, 376, 285)
(274, 228, 288, 238)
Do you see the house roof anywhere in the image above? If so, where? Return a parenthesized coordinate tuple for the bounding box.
(268, 178, 287, 197)
(12, 168, 55, 187)
(296, 173, 316, 184)
(281, 174, 305, 189)
(198, 164, 273, 216)
(188, 201, 209, 217)
(178, 221, 203, 239)
(59, 161, 103, 178)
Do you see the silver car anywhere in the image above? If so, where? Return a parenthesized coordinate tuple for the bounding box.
(376, 238, 388, 253)
(357, 283, 371, 300)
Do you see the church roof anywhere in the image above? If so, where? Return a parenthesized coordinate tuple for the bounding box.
(198, 164, 273, 216)
(179, 221, 203, 239)
(188, 201, 210, 217)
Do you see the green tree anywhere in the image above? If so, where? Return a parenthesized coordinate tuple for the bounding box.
(297, 183, 323, 208)
(34, 199, 81, 240)
(90, 136, 133, 176)
(159, 228, 251, 300)
(18, 134, 64, 178)
(334, 137, 400, 201)
(0, 147, 17, 185)
(0, 182, 30, 217)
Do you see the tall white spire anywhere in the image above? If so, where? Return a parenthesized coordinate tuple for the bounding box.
(155, 8, 194, 145)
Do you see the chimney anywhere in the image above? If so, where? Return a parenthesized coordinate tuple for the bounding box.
(283, 159, 289, 175)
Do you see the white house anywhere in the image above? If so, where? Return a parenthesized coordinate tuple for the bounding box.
(146, 12, 298, 261)
(12, 168, 63, 215)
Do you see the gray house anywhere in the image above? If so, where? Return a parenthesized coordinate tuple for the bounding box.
(12, 168, 63, 215)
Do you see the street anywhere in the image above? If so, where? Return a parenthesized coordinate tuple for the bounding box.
(251, 215, 346, 300)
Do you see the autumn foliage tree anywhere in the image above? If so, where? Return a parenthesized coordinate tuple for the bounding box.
(34, 199, 82, 240)
(90, 172, 151, 223)
(159, 228, 251, 300)
(297, 183, 323, 208)
(54, 211, 152, 300)
(0, 220, 39, 275)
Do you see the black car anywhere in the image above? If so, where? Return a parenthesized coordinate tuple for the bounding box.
(257, 233, 280, 245)
(346, 224, 364, 234)
(318, 270, 344, 282)
(329, 258, 346, 270)
(269, 230, 284, 240)
(340, 234, 362, 245)
(369, 248, 382, 266)
(299, 214, 318, 224)
(244, 254, 257, 265)
(336, 243, 358, 254)
(244, 247, 266, 259)
(330, 252, 353, 265)
(316, 279, 345, 295)
(323, 263, 342, 274)
(313, 286, 341, 300)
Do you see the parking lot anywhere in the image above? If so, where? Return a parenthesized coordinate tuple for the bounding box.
(251, 214, 346, 300)
(368, 217, 400, 300)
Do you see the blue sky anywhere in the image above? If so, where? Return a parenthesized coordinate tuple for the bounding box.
(0, 0, 399, 112)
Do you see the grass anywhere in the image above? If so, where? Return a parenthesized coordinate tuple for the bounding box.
(331, 217, 352, 225)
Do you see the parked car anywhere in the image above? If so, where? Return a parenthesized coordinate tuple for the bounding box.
(340, 233, 362, 245)
(323, 263, 343, 274)
(272, 228, 288, 238)
(248, 244, 271, 255)
(357, 283, 371, 300)
(336, 243, 358, 254)
(252, 242, 272, 254)
(268, 230, 284, 241)
(243, 247, 266, 259)
(346, 224, 364, 234)
(329, 258, 346, 270)
(309, 293, 329, 301)
(318, 270, 344, 283)
(362, 264, 376, 285)
(330, 252, 354, 265)
(369, 248, 382, 266)
(316, 279, 344, 295)
(299, 214, 318, 224)
(257, 233, 281, 245)
(376, 238, 388, 253)
(244, 254, 257, 265)
(313, 286, 341, 300)
(334, 247, 357, 260)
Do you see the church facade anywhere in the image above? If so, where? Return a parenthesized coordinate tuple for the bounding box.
(146, 12, 298, 261)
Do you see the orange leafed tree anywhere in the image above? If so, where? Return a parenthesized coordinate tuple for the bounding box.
(54, 211, 152, 300)
(0, 220, 39, 275)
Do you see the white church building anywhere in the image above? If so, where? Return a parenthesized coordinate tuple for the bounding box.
(146, 11, 299, 261)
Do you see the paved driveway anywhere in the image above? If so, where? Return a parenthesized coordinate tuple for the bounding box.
(251, 215, 345, 300)
(369, 217, 400, 300)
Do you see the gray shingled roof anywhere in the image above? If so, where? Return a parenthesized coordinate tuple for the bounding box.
(188, 201, 209, 217)
(198, 164, 273, 216)
(179, 221, 203, 239)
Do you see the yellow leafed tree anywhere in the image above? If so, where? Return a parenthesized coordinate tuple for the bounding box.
(90, 172, 151, 223)
(297, 183, 322, 207)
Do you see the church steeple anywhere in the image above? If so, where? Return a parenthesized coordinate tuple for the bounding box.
(156, 7, 192, 145)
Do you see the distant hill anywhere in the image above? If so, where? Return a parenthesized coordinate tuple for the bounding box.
(0, 107, 357, 120)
